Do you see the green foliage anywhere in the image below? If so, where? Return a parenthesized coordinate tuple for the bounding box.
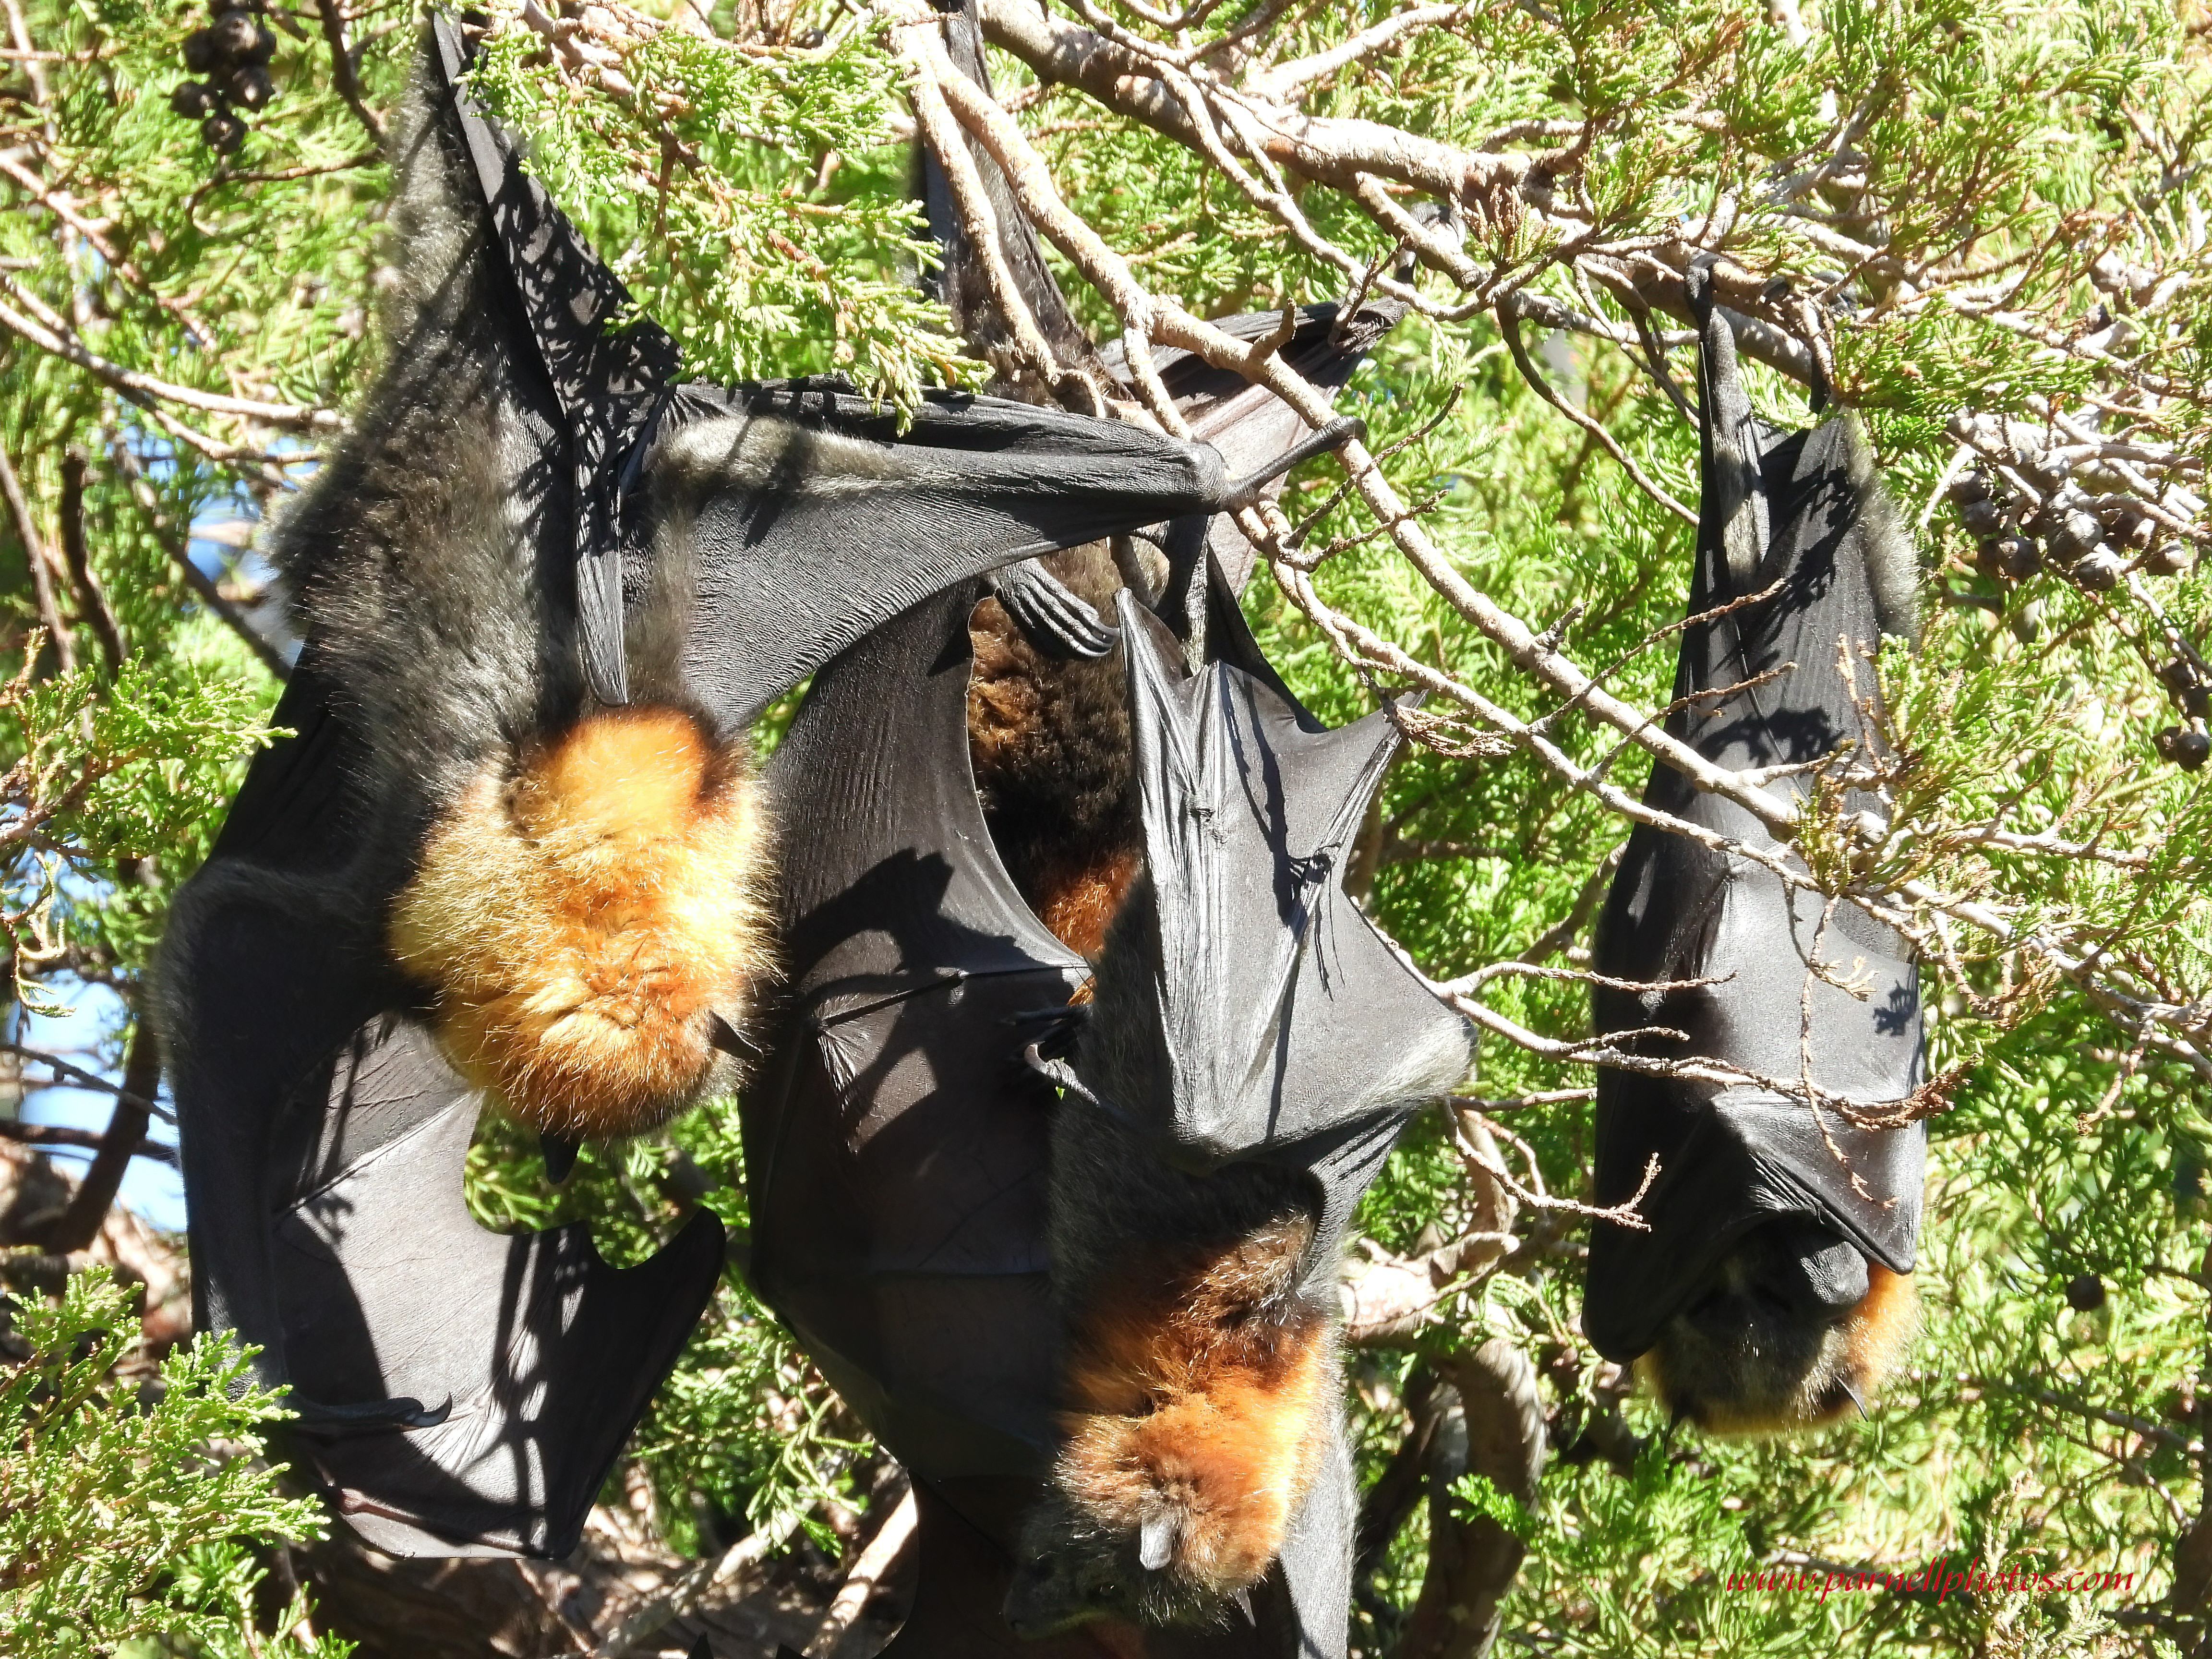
(3, 0, 2210, 1652)
(0, 1268, 349, 1657)
(466, 6, 978, 409)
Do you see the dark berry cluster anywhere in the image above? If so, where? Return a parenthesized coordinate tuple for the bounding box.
(1952, 465, 2184, 597)
(2153, 656, 2212, 771)
(1950, 464, 2206, 770)
(169, 3, 277, 156)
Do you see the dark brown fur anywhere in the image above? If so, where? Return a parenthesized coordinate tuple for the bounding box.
(1638, 1260, 1917, 1434)
(967, 541, 1142, 955)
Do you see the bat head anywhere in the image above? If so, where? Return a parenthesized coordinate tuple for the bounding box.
(1005, 1485, 1253, 1638)
(1584, 270, 1926, 1432)
(1062, 596, 1472, 1168)
(1007, 1210, 1333, 1634)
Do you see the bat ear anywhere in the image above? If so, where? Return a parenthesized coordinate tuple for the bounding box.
(1138, 1507, 1180, 1572)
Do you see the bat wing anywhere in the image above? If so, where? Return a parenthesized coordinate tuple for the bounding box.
(1065, 598, 1471, 1279)
(166, 669, 724, 1557)
(1584, 269, 1926, 1362)
(428, 14, 675, 706)
(649, 379, 1240, 729)
(432, 11, 1250, 719)
(742, 582, 1083, 1487)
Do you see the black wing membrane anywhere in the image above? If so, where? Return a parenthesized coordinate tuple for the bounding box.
(1098, 595, 1468, 1185)
(435, 9, 1245, 731)
(166, 15, 1304, 1563)
(1583, 268, 1927, 1364)
(650, 378, 1234, 728)
(426, 14, 674, 707)
(165, 668, 724, 1560)
(743, 593, 1466, 1659)
(745, 582, 1082, 1491)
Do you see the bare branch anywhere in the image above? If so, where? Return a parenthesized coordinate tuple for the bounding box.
(0, 442, 74, 673)
(977, 0, 1529, 208)
(57, 449, 124, 672)
(0, 1118, 175, 1166)
(26, 1021, 160, 1253)
(0, 1040, 172, 1121)
(314, 0, 386, 144)
(0, 272, 343, 431)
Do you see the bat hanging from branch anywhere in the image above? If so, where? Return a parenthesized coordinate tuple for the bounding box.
(156, 12, 1329, 1562)
(1583, 264, 1928, 1436)
(742, 24, 1464, 1654)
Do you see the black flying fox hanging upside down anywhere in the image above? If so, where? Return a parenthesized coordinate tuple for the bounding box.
(156, 15, 1315, 1561)
(1003, 598, 1474, 1641)
(744, 581, 1469, 1656)
(736, 4, 1457, 1649)
(1583, 267, 1927, 1435)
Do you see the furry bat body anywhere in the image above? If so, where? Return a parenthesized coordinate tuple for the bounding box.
(1583, 269, 1928, 1434)
(1001, 601, 1472, 1640)
(160, 17, 1272, 1559)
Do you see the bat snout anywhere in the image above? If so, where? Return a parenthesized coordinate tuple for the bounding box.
(1696, 1216, 1868, 1331)
(1641, 1217, 1915, 1436)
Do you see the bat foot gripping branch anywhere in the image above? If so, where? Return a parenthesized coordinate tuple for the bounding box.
(1219, 416, 1365, 512)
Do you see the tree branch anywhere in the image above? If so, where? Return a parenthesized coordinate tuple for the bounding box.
(977, 0, 1529, 207)
(314, 0, 386, 144)
(0, 439, 73, 672)
(108, 436, 292, 681)
(26, 1020, 159, 1253)
(0, 1116, 176, 1168)
(57, 448, 124, 671)
(0, 272, 343, 431)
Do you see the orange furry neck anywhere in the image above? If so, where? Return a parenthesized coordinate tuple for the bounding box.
(389, 705, 770, 1137)
(1054, 1219, 1333, 1595)
(1037, 845, 1141, 958)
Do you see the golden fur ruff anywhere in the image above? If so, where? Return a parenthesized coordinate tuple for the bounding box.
(389, 704, 769, 1137)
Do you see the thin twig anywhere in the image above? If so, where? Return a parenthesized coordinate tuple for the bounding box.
(314, 0, 386, 144)
(0, 1118, 177, 1167)
(57, 449, 124, 671)
(0, 1040, 172, 1121)
(0, 273, 343, 430)
(0, 442, 73, 672)
(29, 1021, 160, 1253)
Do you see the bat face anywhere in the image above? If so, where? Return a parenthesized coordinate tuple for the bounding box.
(1584, 272, 1927, 1434)
(1636, 1234, 1918, 1433)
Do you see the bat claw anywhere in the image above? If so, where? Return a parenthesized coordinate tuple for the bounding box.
(291, 1392, 454, 1437)
(1010, 1003, 1089, 1061)
(540, 1132, 579, 1183)
(1221, 415, 1365, 509)
(986, 560, 1118, 660)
